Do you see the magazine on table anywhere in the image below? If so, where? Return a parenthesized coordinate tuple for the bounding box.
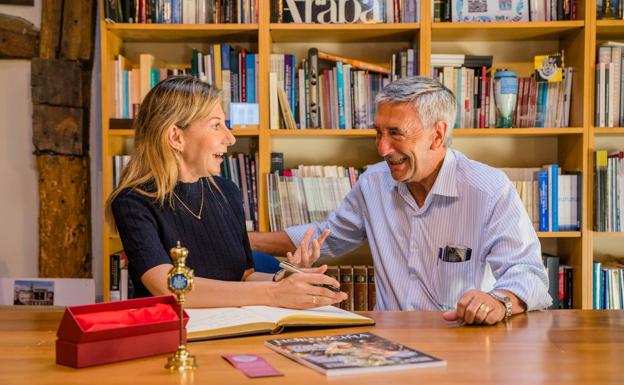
(265, 332, 446, 376)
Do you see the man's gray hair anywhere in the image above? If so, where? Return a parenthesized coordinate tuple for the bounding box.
(375, 76, 457, 147)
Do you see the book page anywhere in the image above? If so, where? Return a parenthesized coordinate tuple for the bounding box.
(185, 307, 271, 333)
(241, 305, 372, 324)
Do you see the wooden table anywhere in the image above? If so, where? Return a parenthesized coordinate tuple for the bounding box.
(0, 308, 622, 384)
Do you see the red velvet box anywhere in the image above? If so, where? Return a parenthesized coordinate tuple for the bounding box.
(56, 295, 188, 368)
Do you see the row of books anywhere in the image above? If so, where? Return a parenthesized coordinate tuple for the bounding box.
(114, 54, 186, 120)
(433, 0, 578, 22)
(595, 42, 624, 128)
(109, 250, 376, 312)
(266, 165, 364, 231)
(113, 152, 259, 230)
(104, 0, 257, 24)
(543, 254, 574, 309)
(110, 251, 134, 301)
(326, 265, 376, 312)
(267, 162, 581, 232)
(594, 150, 623, 232)
(501, 166, 582, 232)
(270, 47, 419, 130)
(270, 0, 419, 23)
(433, 62, 573, 128)
(220, 153, 260, 231)
(593, 259, 624, 310)
(112, 155, 132, 189)
(114, 46, 258, 124)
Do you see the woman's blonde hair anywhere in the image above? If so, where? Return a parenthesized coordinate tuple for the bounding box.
(105, 75, 222, 224)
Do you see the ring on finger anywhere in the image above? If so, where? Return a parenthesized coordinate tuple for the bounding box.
(312, 296, 317, 305)
(479, 303, 491, 314)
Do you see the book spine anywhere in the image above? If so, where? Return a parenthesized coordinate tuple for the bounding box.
(367, 265, 376, 311)
(336, 62, 346, 129)
(543, 255, 560, 309)
(594, 261, 602, 309)
(353, 266, 368, 311)
(339, 265, 354, 311)
(564, 266, 573, 309)
(110, 253, 121, 301)
(551, 164, 559, 232)
(308, 48, 320, 128)
(538, 170, 549, 231)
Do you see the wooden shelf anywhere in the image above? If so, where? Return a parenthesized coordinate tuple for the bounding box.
(109, 129, 134, 136)
(270, 129, 377, 137)
(594, 127, 624, 135)
(432, 21, 584, 41)
(537, 231, 582, 238)
(108, 128, 258, 137)
(596, 20, 624, 39)
(454, 127, 584, 136)
(106, 23, 258, 42)
(592, 232, 624, 238)
(270, 23, 420, 43)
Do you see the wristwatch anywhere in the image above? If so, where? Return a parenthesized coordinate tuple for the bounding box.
(488, 290, 513, 320)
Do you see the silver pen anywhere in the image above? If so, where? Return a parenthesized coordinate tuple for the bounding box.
(278, 261, 341, 293)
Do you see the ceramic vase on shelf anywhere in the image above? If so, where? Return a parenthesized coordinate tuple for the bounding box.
(493, 70, 518, 128)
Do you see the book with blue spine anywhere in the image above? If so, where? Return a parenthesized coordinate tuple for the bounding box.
(593, 262, 602, 309)
(246, 53, 256, 103)
(336, 62, 346, 129)
(171, 0, 181, 23)
(538, 170, 549, 231)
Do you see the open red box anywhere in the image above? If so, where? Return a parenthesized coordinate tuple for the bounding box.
(56, 295, 188, 368)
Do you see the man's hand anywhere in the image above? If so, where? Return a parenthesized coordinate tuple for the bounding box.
(442, 289, 506, 325)
(286, 229, 330, 268)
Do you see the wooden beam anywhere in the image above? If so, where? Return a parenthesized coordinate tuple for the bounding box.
(0, 0, 34, 5)
(37, 155, 91, 278)
(60, 1, 94, 61)
(0, 13, 38, 59)
(32, 105, 84, 156)
(31, 58, 82, 107)
(39, 0, 63, 59)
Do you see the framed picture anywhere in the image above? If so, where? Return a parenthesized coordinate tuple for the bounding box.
(14, 280, 54, 306)
(452, 0, 530, 22)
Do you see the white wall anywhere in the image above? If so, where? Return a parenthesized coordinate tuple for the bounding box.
(0, 1, 41, 277)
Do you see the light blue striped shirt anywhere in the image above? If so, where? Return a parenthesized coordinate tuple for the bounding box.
(286, 149, 552, 311)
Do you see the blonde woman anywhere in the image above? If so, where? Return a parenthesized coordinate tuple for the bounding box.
(107, 76, 346, 309)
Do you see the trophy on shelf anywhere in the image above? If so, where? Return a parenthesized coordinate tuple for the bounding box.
(165, 241, 197, 371)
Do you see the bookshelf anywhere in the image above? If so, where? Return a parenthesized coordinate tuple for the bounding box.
(589, 10, 624, 309)
(100, 0, 611, 309)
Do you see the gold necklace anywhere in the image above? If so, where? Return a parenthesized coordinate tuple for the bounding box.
(173, 179, 204, 220)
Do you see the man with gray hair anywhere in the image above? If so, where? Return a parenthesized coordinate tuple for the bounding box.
(250, 76, 551, 325)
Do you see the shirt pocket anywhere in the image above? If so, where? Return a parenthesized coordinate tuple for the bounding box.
(434, 259, 475, 310)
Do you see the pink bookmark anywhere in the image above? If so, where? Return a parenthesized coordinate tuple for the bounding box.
(222, 354, 283, 378)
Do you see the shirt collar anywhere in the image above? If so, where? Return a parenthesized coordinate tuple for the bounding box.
(394, 148, 459, 199)
(428, 149, 459, 198)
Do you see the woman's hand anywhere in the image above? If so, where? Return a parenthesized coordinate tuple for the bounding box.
(267, 265, 347, 309)
(287, 229, 330, 268)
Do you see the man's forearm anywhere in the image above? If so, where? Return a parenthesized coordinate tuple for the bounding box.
(248, 231, 296, 256)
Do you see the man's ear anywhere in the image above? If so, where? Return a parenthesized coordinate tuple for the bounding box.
(167, 125, 184, 152)
(430, 120, 447, 150)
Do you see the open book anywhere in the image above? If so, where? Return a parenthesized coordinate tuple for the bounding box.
(185, 305, 374, 341)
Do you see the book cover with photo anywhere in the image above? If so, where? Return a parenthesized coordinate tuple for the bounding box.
(265, 332, 446, 376)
